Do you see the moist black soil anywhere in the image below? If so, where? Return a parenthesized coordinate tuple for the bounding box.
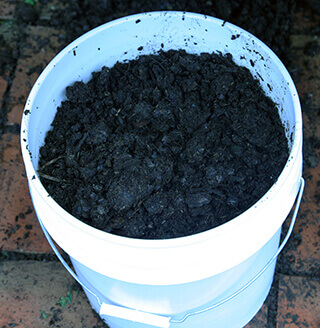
(38, 49, 288, 239)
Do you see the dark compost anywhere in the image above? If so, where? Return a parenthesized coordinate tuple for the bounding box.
(39, 49, 289, 239)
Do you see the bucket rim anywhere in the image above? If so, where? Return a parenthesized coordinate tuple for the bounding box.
(21, 11, 302, 249)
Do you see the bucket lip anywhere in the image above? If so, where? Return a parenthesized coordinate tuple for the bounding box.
(21, 10, 302, 249)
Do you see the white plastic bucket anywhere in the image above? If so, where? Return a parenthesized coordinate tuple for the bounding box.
(21, 12, 303, 328)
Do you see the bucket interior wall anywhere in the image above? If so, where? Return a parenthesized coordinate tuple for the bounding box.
(25, 12, 298, 167)
(21, 11, 303, 328)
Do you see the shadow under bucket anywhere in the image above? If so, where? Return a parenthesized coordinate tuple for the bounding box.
(21, 11, 304, 328)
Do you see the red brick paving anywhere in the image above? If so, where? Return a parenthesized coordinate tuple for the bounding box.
(277, 275, 320, 328)
(0, 133, 52, 253)
(280, 13, 320, 277)
(0, 2, 319, 327)
(0, 261, 107, 327)
(0, 24, 64, 254)
(274, 8, 320, 327)
(0, 77, 8, 102)
(0, 0, 16, 20)
(7, 26, 62, 125)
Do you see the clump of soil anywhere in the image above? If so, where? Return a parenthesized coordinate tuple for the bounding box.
(39, 49, 288, 239)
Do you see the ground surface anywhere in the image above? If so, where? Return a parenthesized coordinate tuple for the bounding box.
(0, 0, 320, 327)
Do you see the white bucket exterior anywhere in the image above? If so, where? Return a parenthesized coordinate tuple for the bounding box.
(71, 228, 281, 327)
(21, 12, 303, 328)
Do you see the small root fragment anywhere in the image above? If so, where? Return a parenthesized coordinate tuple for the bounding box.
(39, 155, 64, 171)
(37, 172, 65, 183)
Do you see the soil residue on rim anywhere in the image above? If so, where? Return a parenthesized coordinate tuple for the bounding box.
(38, 49, 289, 239)
(48, 0, 296, 61)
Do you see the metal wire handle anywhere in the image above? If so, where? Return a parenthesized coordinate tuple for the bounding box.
(38, 177, 304, 328)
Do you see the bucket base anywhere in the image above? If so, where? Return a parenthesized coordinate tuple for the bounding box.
(71, 228, 280, 328)
(80, 264, 274, 328)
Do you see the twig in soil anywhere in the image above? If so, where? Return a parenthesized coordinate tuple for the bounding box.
(74, 132, 89, 153)
(39, 155, 64, 171)
(37, 172, 65, 183)
(132, 200, 143, 214)
(150, 57, 166, 72)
